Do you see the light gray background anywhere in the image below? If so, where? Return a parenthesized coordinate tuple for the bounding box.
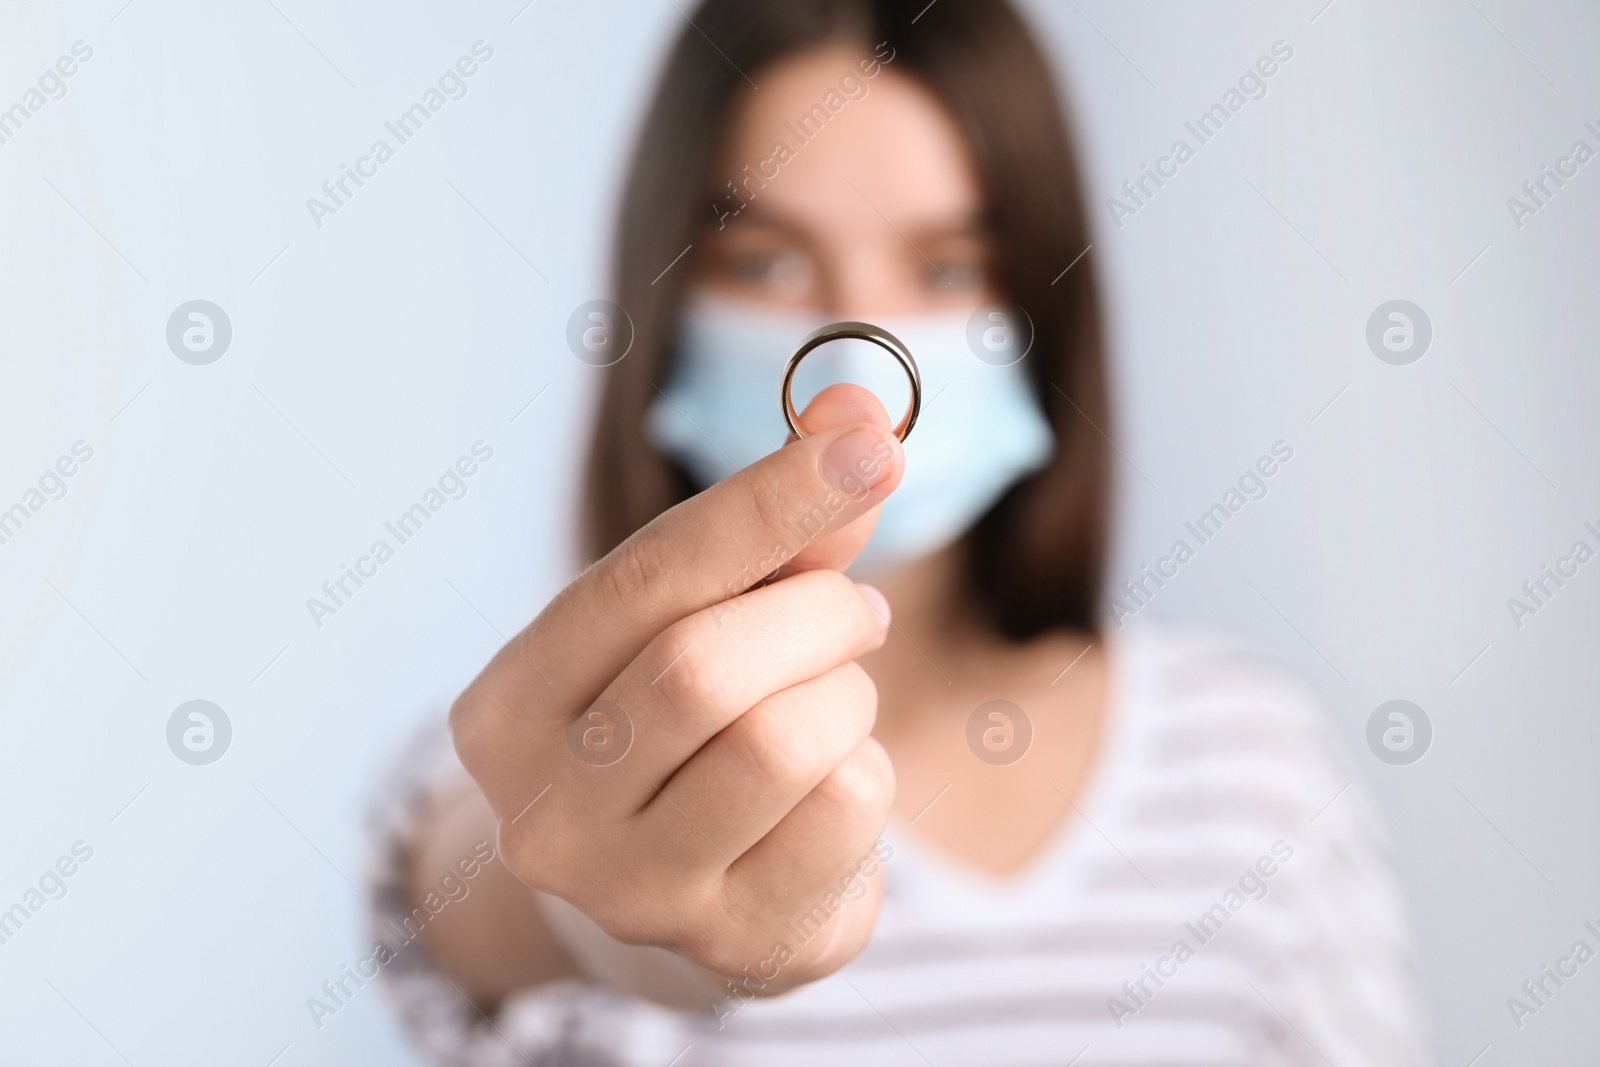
(1, 1, 1596, 1064)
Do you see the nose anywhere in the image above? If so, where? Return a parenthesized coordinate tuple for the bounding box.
(816, 241, 925, 320)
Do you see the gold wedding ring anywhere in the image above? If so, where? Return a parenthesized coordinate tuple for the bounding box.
(780, 321, 922, 442)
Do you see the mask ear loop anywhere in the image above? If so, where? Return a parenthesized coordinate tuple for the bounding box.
(780, 321, 922, 442)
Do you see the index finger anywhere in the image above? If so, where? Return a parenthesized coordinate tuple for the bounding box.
(502, 415, 904, 713)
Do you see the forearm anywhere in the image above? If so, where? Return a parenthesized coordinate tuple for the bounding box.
(406, 773, 579, 1009)
(409, 772, 737, 1012)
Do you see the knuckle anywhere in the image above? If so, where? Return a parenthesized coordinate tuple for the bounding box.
(815, 740, 896, 825)
(496, 824, 557, 893)
(586, 889, 682, 948)
(497, 802, 574, 873)
(834, 661, 880, 732)
(655, 610, 715, 660)
(741, 464, 799, 543)
(503, 821, 631, 917)
(643, 807, 733, 883)
(590, 906, 655, 947)
(600, 534, 677, 615)
(724, 707, 811, 788)
(447, 688, 498, 777)
(653, 642, 736, 723)
(721, 665, 878, 791)
(687, 926, 763, 981)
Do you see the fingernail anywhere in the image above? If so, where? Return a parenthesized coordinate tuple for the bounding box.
(820, 428, 895, 496)
(854, 582, 890, 635)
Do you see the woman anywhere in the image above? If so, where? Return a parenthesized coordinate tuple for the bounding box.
(371, 0, 1429, 1063)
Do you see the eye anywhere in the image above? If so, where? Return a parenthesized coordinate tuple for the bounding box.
(727, 248, 810, 289)
(926, 256, 987, 291)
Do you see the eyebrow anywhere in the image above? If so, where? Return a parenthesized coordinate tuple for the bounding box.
(711, 201, 991, 244)
(709, 202, 809, 237)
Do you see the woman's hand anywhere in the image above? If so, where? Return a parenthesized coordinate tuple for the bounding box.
(450, 385, 904, 995)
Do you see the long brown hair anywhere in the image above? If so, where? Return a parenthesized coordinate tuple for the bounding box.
(585, 0, 1110, 641)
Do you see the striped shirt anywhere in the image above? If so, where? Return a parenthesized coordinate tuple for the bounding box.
(369, 625, 1430, 1066)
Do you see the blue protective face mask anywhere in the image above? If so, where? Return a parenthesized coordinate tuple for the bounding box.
(645, 293, 1055, 576)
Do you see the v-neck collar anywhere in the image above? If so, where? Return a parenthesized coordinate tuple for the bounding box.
(877, 628, 1152, 908)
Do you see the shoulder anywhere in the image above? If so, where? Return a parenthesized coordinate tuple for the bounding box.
(1117, 624, 1347, 762)
(1109, 623, 1365, 836)
(1098, 626, 1429, 1057)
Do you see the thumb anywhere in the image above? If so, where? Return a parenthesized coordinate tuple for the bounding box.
(777, 382, 902, 577)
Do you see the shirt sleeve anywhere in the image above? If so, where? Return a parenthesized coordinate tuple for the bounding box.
(1242, 672, 1435, 1066)
(365, 719, 670, 1067)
